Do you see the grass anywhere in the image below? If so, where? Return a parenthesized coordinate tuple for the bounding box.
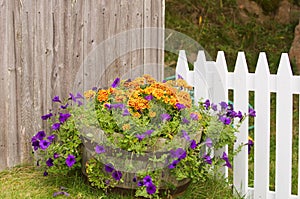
(0, 164, 240, 199)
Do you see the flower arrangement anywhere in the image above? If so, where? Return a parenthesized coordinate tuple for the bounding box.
(31, 74, 255, 198)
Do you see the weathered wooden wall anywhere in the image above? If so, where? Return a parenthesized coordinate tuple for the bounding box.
(0, 0, 164, 171)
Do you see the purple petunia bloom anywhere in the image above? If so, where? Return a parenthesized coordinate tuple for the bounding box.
(60, 103, 69, 109)
(182, 118, 190, 124)
(112, 171, 122, 181)
(143, 175, 153, 186)
(133, 176, 137, 182)
(178, 74, 183, 79)
(249, 108, 256, 117)
(205, 138, 213, 148)
(181, 130, 190, 141)
(77, 100, 83, 106)
(204, 99, 210, 109)
(227, 110, 237, 118)
(136, 134, 145, 141)
(168, 159, 179, 169)
(203, 154, 212, 164)
(236, 111, 243, 119)
(161, 113, 171, 121)
(145, 95, 153, 101)
(222, 152, 232, 168)
(59, 113, 71, 123)
(52, 123, 61, 130)
(111, 103, 125, 109)
(39, 140, 51, 150)
(54, 153, 59, 159)
(36, 131, 46, 140)
(69, 93, 76, 102)
(105, 163, 115, 173)
(105, 180, 110, 185)
(95, 145, 106, 154)
(220, 101, 228, 109)
(211, 103, 218, 111)
(111, 77, 120, 88)
(44, 171, 48, 176)
(75, 92, 84, 100)
(122, 109, 130, 116)
(248, 139, 254, 154)
(219, 115, 231, 125)
(137, 181, 144, 187)
(52, 96, 61, 103)
(144, 129, 154, 135)
(146, 183, 156, 195)
(175, 103, 186, 111)
(190, 140, 197, 149)
(190, 113, 198, 120)
(92, 87, 97, 91)
(31, 139, 40, 151)
(170, 148, 187, 160)
(46, 158, 54, 167)
(41, 113, 53, 120)
(47, 134, 55, 142)
(66, 154, 76, 167)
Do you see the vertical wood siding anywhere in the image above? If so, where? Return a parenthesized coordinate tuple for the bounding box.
(0, 0, 164, 171)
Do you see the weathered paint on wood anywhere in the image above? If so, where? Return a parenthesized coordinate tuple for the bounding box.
(0, 0, 164, 171)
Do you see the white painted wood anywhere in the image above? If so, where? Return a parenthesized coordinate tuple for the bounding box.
(275, 53, 293, 199)
(253, 52, 270, 199)
(233, 52, 249, 196)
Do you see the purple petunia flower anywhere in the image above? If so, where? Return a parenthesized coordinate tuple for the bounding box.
(46, 158, 54, 167)
(104, 163, 115, 173)
(227, 110, 237, 118)
(175, 103, 186, 111)
(41, 113, 53, 120)
(77, 100, 83, 106)
(36, 131, 46, 140)
(143, 175, 153, 186)
(31, 139, 40, 151)
(111, 103, 125, 109)
(105, 180, 110, 185)
(219, 115, 231, 125)
(122, 109, 130, 116)
(137, 181, 144, 187)
(249, 108, 256, 117)
(47, 134, 55, 142)
(144, 129, 154, 135)
(170, 148, 187, 160)
(69, 93, 76, 102)
(205, 138, 213, 148)
(136, 134, 145, 141)
(111, 77, 120, 88)
(211, 103, 218, 111)
(248, 138, 254, 154)
(190, 113, 199, 120)
(220, 101, 228, 109)
(112, 171, 122, 181)
(178, 74, 183, 79)
(181, 130, 190, 141)
(95, 145, 105, 154)
(161, 113, 171, 121)
(92, 87, 97, 91)
(204, 99, 210, 109)
(44, 171, 48, 176)
(146, 183, 156, 195)
(59, 113, 71, 123)
(66, 154, 76, 167)
(54, 153, 59, 159)
(203, 154, 212, 164)
(182, 118, 190, 124)
(190, 140, 197, 149)
(133, 176, 137, 182)
(145, 95, 153, 101)
(222, 152, 232, 168)
(39, 140, 51, 150)
(75, 92, 84, 100)
(60, 103, 69, 109)
(168, 159, 179, 169)
(52, 123, 61, 130)
(52, 96, 61, 103)
(236, 111, 243, 119)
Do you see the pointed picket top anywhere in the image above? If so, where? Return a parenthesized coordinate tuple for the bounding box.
(234, 52, 249, 75)
(176, 50, 189, 80)
(277, 53, 293, 78)
(255, 52, 270, 76)
(215, 51, 229, 88)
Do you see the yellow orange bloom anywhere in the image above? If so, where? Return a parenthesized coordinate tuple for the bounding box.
(84, 90, 96, 99)
(97, 90, 109, 102)
(122, 124, 130, 131)
(149, 111, 156, 118)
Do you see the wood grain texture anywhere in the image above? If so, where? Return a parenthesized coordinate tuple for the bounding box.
(0, 0, 164, 171)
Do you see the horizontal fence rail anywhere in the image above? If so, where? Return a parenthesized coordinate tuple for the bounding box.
(176, 50, 300, 199)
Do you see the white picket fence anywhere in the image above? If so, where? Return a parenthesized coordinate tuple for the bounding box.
(176, 50, 300, 199)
